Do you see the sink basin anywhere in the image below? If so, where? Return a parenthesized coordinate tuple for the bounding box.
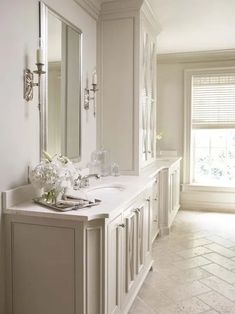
(87, 183, 126, 193)
(86, 183, 126, 200)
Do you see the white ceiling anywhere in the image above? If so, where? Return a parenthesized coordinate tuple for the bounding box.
(148, 0, 235, 54)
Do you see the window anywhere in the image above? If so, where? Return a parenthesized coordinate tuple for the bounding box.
(184, 68, 235, 187)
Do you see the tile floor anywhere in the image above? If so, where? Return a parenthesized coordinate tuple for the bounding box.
(129, 210, 235, 314)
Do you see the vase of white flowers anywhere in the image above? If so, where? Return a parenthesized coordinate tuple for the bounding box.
(30, 152, 79, 204)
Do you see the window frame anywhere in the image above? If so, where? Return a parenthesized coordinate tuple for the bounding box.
(183, 67, 235, 188)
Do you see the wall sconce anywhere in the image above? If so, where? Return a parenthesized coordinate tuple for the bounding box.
(24, 43, 46, 102)
(84, 70, 98, 117)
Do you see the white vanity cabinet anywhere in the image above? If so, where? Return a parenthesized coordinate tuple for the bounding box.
(107, 214, 123, 314)
(159, 159, 181, 235)
(5, 185, 154, 314)
(151, 174, 160, 242)
(107, 187, 153, 314)
(98, 1, 160, 175)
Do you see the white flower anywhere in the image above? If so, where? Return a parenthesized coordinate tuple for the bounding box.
(30, 153, 79, 193)
(156, 132, 163, 141)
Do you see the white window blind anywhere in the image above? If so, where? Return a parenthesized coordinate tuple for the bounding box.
(192, 74, 235, 129)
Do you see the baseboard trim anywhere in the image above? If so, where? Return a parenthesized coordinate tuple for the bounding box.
(181, 200, 235, 213)
(181, 188, 235, 213)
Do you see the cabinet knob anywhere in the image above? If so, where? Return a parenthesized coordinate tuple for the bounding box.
(153, 219, 158, 222)
(145, 198, 150, 202)
(154, 197, 158, 201)
(118, 224, 126, 228)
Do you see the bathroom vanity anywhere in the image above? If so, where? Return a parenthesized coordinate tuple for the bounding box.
(3, 158, 181, 314)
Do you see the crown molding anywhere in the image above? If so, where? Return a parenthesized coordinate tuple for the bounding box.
(100, 0, 144, 16)
(157, 49, 235, 64)
(141, 0, 161, 35)
(73, 0, 100, 20)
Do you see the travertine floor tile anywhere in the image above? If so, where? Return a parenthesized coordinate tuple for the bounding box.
(200, 276, 235, 301)
(206, 235, 235, 248)
(129, 211, 235, 314)
(174, 256, 211, 270)
(205, 243, 235, 258)
(129, 296, 155, 314)
(143, 269, 176, 290)
(176, 246, 212, 259)
(201, 263, 235, 284)
(203, 252, 235, 270)
(163, 281, 211, 301)
(157, 297, 210, 314)
(181, 237, 212, 248)
(198, 291, 235, 313)
(138, 282, 173, 310)
(169, 267, 211, 283)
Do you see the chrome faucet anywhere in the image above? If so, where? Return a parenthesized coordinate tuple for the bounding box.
(74, 174, 100, 190)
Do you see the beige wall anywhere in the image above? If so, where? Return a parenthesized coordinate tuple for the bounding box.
(0, 0, 97, 311)
(157, 56, 235, 159)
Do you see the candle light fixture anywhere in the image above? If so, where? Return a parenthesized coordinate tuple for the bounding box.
(84, 70, 98, 117)
(24, 39, 46, 102)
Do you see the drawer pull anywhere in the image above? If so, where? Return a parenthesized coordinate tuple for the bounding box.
(118, 224, 126, 228)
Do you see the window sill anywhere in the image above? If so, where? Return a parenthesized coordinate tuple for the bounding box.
(182, 183, 235, 193)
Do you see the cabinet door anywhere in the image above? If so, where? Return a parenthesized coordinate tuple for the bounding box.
(107, 214, 123, 314)
(169, 164, 180, 214)
(141, 28, 157, 167)
(174, 165, 180, 211)
(144, 195, 152, 257)
(125, 211, 137, 293)
(136, 205, 144, 275)
(152, 177, 160, 242)
(169, 171, 174, 213)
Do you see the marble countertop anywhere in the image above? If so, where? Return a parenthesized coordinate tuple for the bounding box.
(3, 157, 181, 222)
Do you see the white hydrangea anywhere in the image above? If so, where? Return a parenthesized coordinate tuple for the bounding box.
(30, 153, 79, 194)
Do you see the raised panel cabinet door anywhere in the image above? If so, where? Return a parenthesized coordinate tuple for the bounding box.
(136, 205, 144, 275)
(169, 171, 174, 213)
(152, 178, 160, 242)
(124, 211, 137, 293)
(107, 214, 123, 314)
(144, 194, 152, 257)
(11, 223, 75, 314)
(174, 166, 180, 211)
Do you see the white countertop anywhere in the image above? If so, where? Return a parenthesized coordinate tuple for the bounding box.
(3, 158, 181, 222)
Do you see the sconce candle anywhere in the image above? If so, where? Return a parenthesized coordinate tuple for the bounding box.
(84, 71, 98, 116)
(92, 70, 97, 85)
(36, 47, 44, 64)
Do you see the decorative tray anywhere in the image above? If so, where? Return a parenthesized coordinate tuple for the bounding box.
(34, 197, 102, 212)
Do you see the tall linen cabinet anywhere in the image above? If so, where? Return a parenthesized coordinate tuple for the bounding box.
(98, 0, 161, 174)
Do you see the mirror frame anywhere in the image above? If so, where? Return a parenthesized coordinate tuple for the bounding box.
(39, 2, 82, 162)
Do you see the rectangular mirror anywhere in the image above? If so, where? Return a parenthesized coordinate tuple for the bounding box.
(40, 2, 82, 161)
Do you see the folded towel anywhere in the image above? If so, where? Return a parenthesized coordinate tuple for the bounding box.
(57, 199, 90, 207)
(64, 188, 95, 203)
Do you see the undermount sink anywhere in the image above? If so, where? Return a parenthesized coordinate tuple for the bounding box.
(86, 183, 126, 200)
(87, 183, 126, 193)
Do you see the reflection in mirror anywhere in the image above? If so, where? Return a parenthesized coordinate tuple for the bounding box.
(41, 3, 82, 161)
